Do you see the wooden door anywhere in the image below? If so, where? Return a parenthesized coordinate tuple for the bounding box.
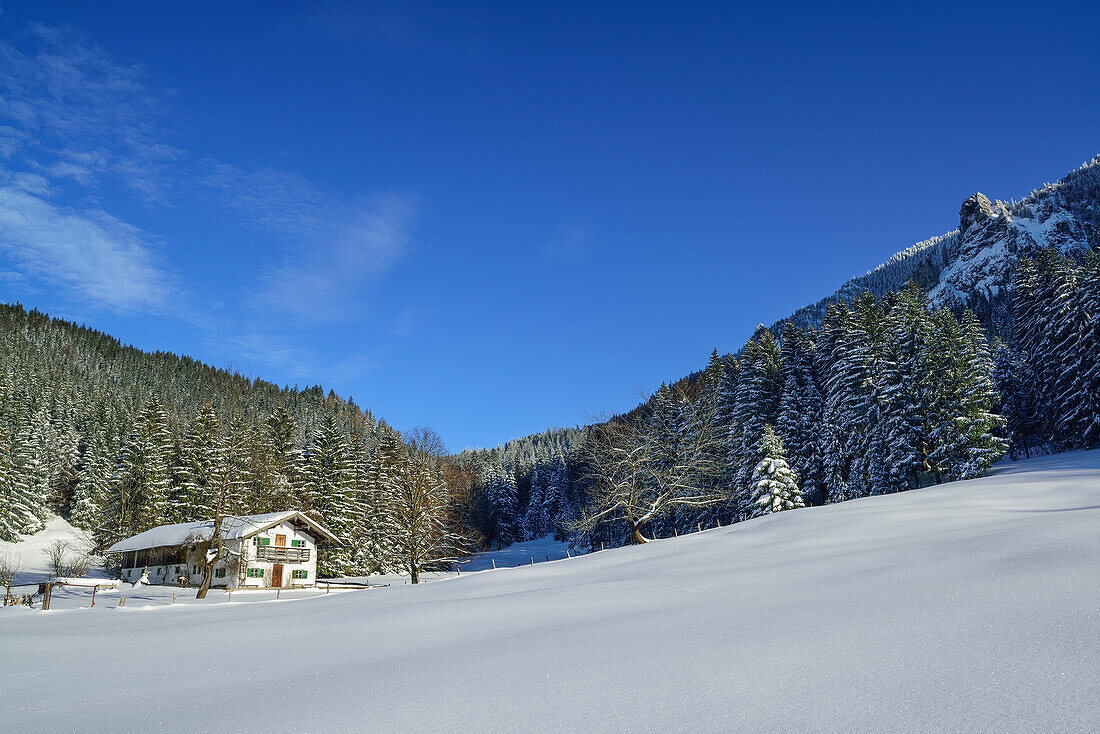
(275, 534, 287, 547)
(272, 563, 283, 587)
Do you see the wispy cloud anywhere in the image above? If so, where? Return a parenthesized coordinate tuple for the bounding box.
(0, 25, 181, 313)
(0, 184, 173, 311)
(0, 18, 420, 349)
(206, 164, 416, 322)
(0, 23, 179, 202)
(204, 329, 379, 388)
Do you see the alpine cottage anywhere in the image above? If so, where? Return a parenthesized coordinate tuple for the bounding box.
(104, 511, 341, 589)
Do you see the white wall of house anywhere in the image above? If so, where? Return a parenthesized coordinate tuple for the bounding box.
(117, 521, 321, 589)
(238, 523, 319, 589)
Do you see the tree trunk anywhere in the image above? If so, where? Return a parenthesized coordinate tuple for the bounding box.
(196, 515, 224, 599)
(630, 520, 649, 545)
(196, 559, 213, 599)
(409, 553, 419, 584)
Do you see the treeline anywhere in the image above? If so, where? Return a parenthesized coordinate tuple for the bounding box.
(459, 248, 1100, 551)
(461, 282, 1009, 549)
(0, 304, 477, 580)
(0, 246, 1097, 565)
(996, 249, 1100, 456)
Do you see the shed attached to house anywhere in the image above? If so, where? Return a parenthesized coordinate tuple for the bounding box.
(104, 511, 341, 589)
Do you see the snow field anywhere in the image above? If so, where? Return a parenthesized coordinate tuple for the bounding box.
(2, 450, 1098, 732)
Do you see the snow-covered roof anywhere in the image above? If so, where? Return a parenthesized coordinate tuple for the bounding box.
(104, 511, 341, 554)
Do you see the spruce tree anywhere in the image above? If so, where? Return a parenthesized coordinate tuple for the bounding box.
(302, 413, 356, 575)
(173, 404, 222, 523)
(105, 395, 173, 545)
(749, 425, 804, 517)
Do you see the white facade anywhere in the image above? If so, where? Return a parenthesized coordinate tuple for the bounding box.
(106, 512, 340, 590)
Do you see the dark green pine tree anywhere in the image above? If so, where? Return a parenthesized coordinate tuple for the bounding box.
(993, 345, 1042, 459)
(1075, 250, 1100, 445)
(732, 332, 782, 515)
(869, 283, 933, 494)
(104, 395, 173, 547)
(70, 427, 113, 531)
(343, 429, 376, 574)
(172, 404, 222, 523)
(0, 415, 48, 541)
(955, 311, 1008, 478)
(1012, 251, 1072, 446)
(302, 413, 356, 576)
(264, 406, 304, 511)
(483, 459, 519, 548)
(818, 298, 879, 501)
(776, 324, 824, 504)
(365, 427, 406, 572)
(924, 310, 1006, 481)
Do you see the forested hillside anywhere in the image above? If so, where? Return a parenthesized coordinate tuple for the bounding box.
(0, 305, 476, 579)
(459, 156, 1100, 551)
(1, 157, 1097, 568)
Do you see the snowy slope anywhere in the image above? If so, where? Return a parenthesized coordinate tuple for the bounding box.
(3, 451, 1099, 732)
(0, 515, 99, 584)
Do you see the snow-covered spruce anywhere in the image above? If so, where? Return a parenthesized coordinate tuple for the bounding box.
(749, 424, 804, 516)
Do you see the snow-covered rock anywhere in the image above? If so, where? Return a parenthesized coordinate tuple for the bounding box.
(769, 155, 1099, 336)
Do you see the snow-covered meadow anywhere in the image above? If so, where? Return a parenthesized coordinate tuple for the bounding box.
(3, 451, 1098, 732)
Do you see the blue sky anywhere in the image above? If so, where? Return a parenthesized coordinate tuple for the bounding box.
(0, 1, 1097, 451)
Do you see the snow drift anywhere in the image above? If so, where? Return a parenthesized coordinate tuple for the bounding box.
(2, 451, 1098, 732)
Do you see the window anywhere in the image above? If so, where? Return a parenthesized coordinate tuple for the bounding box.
(291, 539, 304, 547)
(258, 537, 271, 546)
(214, 568, 226, 578)
(293, 570, 308, 579)
(247, 568, 264, 578)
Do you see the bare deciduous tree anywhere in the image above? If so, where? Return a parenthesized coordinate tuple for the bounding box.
(385, 427, 473, 584)
(0, 552, 26, 602)
(574, 387, 728, 544)
(42, 539, 91, 578)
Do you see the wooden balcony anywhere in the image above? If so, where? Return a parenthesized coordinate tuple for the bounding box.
(256, 546, 310, 563)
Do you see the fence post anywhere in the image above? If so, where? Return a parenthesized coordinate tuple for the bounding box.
(91, 586, 97, 608)
(697, 523, 702, 532)
(227, 590, 232, 603)
(545, 555, 549, 563)
(172, 592, 176, 605)
(491, 559, 496, 569)
(600, 541, 605, 551)
(566, 548, 571, 558)
(276, 588, 281, 600)
(42, 583, 50, 611)
(530, 557, 534, 566)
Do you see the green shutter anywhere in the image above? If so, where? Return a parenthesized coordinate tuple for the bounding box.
(259, 537, 271, 546)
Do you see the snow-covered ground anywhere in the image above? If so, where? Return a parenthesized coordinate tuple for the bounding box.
(0, 515, 102, 584)
(458, 534, 571, 571)
(3, 451, 1098, 732)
